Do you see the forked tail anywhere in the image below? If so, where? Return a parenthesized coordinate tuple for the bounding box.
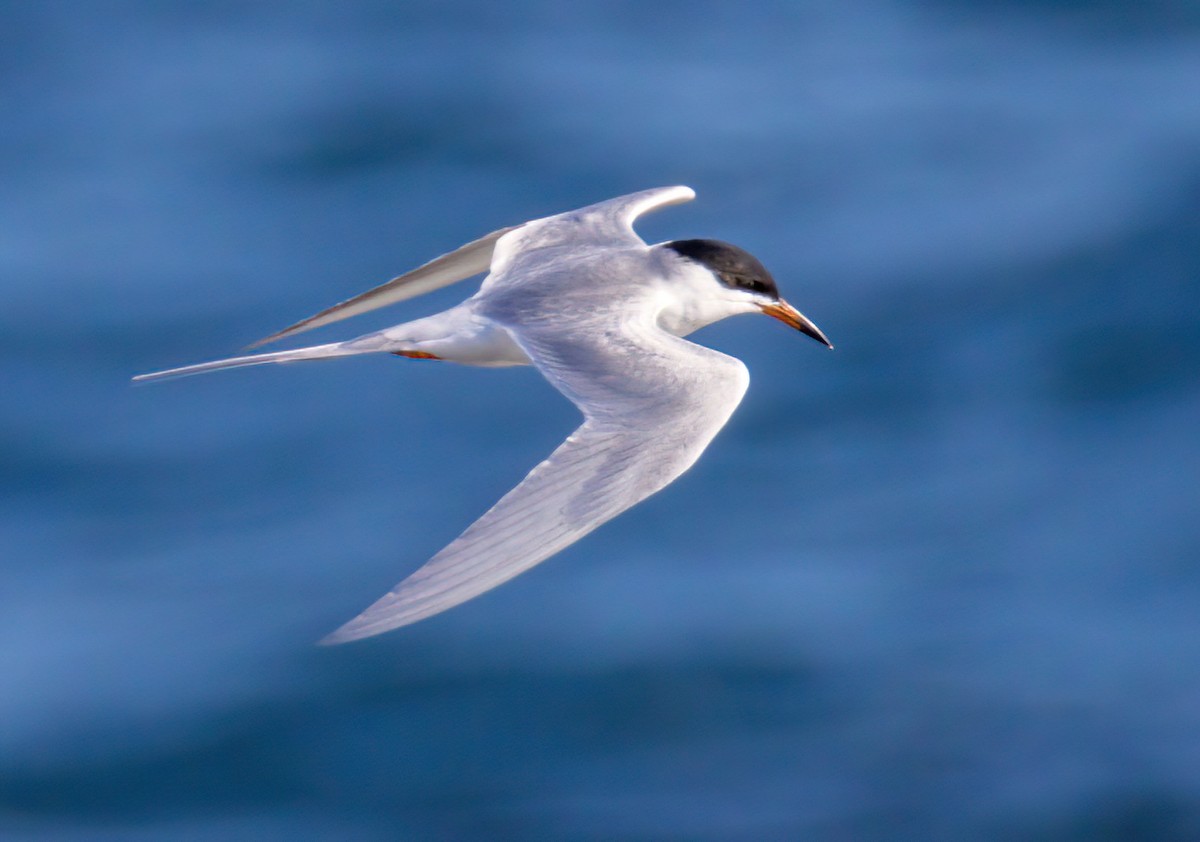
(132, 340, 375, 383)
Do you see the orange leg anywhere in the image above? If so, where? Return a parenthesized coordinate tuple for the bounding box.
(391, 350, 442, 360)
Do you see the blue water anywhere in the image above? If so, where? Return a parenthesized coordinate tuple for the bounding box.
(4, 2, 1200, 838)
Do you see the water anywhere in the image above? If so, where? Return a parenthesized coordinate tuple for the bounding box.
(4, 2, 1199, 838)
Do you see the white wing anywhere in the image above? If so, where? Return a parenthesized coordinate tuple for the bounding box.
(559, 183, 695, 246)
(320, 312, 747, 644)
(487, 185, 694, 277)
(250, 186, 694, 348)
(248, 225, 516, 348)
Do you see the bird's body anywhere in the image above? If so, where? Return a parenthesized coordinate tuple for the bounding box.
(136, 186, 831, 643)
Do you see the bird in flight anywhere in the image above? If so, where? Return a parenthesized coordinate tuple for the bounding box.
(135, 186, 832, 643)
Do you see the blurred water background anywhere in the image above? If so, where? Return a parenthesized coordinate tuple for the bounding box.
(3, 1, 1199, 839)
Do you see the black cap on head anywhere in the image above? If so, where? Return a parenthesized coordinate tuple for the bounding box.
(665, 239, 779, 300)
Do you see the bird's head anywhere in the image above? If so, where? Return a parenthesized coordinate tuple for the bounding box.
(657, 239, 832, 348)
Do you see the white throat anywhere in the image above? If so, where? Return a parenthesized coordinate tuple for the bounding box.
(652, 257, 761, 337)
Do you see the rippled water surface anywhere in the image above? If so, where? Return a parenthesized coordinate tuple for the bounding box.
(4, 2, 1200, 839)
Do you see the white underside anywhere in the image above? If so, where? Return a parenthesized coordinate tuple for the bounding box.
(134, 186, 778, 645)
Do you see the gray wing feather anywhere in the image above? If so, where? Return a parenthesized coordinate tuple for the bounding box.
(487, 186, 694, 269)
(248, 225, 517, 349)
(320, 318, 747, 643)
(251, 186, 693, 349)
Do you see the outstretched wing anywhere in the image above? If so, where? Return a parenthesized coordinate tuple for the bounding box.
(320, 314, 746, 643)
(248, 225, 516, 349)
(577, 183, 696, 244)
(250, 186, 695, 350)
(486, 185, 695, 276)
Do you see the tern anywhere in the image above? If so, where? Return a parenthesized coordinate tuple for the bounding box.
(135, 186, 832, 643)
